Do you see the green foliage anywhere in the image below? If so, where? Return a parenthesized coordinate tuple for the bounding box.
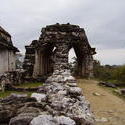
(112, 65, 125, 82)
(93, 60, 125, 83)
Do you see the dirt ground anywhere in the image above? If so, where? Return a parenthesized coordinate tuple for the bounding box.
(78, 79, 125, 125)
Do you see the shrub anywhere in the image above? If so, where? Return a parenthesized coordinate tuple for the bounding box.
(93, 60, 125, 83)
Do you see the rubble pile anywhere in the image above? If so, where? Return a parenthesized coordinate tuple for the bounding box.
(0, 70, 95, 125)
(0, 71, 24, 91)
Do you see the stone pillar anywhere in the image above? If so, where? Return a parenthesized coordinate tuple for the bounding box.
(48, 56, 53, 74)
(81, 59, 86, 77)
(45, 55, 48, 74)
(40, 53, 43, 75)
(82, 54, 94, 78)
(77, 56, 87, 77)
(87, 55, 94, 78)
(47, 56, 51, 74)
(77, 59, 82, 76)
(33, 50, 40, 77)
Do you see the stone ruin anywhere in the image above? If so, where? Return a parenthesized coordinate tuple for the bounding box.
(0, 26, 19, 74)
(0, 24, 95, 125)
(23, 23, 96, 80)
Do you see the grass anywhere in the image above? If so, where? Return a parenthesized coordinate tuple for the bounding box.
(98, 83, 125, 100)
(0, 82, 43, 99)
(107, 79, 119, 84)
(16, 82, 42, 88)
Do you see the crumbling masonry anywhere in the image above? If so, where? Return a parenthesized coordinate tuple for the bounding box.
(0, 24, 96, 125)
(0, 26, 19, 74)
(23, 24, 96, 79)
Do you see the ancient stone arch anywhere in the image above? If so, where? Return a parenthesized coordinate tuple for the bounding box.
(23, 23, 96, 79)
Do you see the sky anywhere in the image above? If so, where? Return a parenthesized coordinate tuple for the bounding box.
(0, 0, 125, 65)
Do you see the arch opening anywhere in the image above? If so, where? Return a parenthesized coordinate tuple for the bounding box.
(68, 47, 78, 76)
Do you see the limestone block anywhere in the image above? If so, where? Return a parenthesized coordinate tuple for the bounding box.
(31, 93, 47, 103)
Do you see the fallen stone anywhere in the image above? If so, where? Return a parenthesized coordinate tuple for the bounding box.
(30, 115, 76, 125)
(93, 92, 101, 96)
(31, 93, 47, 103)
(95, 117, 108, 122)
(120, 89, 125, 95)
(99, 82, 117, 88)
(115, 83, 125, 87)
(10, 93, 28, 98)
(55, 116, 76, 125)
(66, 82, 77, 87)
(30, 115, 56, 125)
(9, 113, 37, 125)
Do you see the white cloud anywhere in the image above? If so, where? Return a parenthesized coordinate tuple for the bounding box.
(94, 49, 125, 65)
(0, 0, 125, 65)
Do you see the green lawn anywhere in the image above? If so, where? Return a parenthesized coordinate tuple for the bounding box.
(0, 82, 43, 99)
(16, 82, 42, 88)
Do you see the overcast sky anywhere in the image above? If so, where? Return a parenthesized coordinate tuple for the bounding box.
(0, 0, 125, 65)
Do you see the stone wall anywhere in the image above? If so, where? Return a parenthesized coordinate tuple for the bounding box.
(0, 71, 24, 88)
(0, 59, 95, 125)
(23, 44, 35, 78)
(0, 25, 19, 74)
(0, 49, 16, 74)
(0, 49, 9, 73)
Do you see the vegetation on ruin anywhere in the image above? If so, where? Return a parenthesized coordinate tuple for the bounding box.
(0, 82, 42, 98)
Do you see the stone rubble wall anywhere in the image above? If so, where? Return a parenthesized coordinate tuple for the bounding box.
(0, 70, 95, 125)
(23, 40, 36, 79)
(37, 69, 95, 125)
(0, 70, 25, 90)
